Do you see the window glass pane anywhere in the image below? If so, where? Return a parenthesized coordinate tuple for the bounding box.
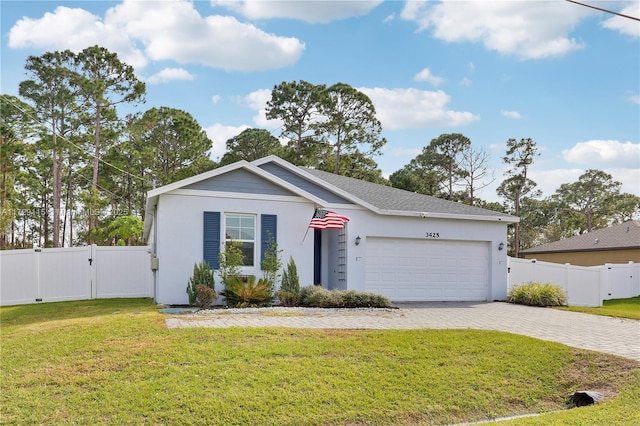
(239, 242, 254, 266)
(226, 215, 241, 240)
(227, 241, 254, 266)
(240, 229, 254, 240)
(241, 216, 254, 229)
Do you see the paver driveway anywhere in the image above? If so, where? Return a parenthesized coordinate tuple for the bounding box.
(166, 302, 640, 362)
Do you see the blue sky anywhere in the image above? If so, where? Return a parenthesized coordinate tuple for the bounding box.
(1, 0, 639, 202)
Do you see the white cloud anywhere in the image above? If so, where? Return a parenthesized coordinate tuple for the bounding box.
(609, 167, 640, 195)
(8, 6, 147, 69)
(244, 89, 271, 110)
(400, 0, 590, 59)
(383, 13, 396, 24)
(204, 123, 248, 160)
(489, 143, 504, 153)
(413, 68, 444, 87)
(501, 110, 523, 119)
(8, 0, 305, 72)
(211, 0, 383, 23)
(529, 167, 640, 198)
(483, 166, 640, 202)
(211, 95, 221, 105)
(628, 94, 640, 104)
(242, 89, 282, 129)
(601, 3, 640, 38)
(107, 0, 304, 72)
(459, 77, 472, 87)
(146, 68, 194, 84)
(528, 168, 584, 198)
(385, 147, 422, 157)
(359, 87, 479, 129)
(562, 140, 640, 169)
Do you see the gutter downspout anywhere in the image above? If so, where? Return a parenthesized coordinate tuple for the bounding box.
(151, 204, 158, 303)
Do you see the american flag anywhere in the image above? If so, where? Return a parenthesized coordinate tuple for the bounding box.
(309, 209, 350, 229)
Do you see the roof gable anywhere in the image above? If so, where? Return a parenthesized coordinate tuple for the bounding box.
(184, 168, 298, 196)
(143, 160, 328, 239)
(522, 220, 640, 254)
(257, 161, 353, 204)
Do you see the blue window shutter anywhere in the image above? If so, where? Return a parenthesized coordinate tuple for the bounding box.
(261, 214, 277, 268)
(203, 211, 221, 269)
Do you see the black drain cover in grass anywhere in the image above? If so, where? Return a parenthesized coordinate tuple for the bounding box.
(568, 391, 603, 407)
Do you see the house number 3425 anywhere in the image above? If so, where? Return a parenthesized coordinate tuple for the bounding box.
(425, 232, 440, 238)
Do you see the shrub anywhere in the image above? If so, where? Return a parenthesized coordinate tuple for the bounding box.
(507, 282, 568, 307)
(275, 257, 301, 307)
(218, 241, 244, 285)
(194, 284, 217, 309)
(280, 257, 300, 293)
(186, 261, 215, 306)
(260, 233, 282, 291)
(275, 291, 301, 307)
(223, 276, 272, 308)
(299, 286, 391, 308)
(299, 285, 337, 308)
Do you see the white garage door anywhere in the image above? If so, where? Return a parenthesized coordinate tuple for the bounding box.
(365, 237, 489, 301)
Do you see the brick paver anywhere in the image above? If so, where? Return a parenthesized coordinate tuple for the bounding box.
(165, 302, 640, 361)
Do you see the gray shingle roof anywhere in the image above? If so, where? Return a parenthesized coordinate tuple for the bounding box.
(301, 167, 514, 219)
(521, 220, 640, 254)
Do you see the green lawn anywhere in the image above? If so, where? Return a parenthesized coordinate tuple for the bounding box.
(560, 296, 640, 320)
(1, 298, 638, 425)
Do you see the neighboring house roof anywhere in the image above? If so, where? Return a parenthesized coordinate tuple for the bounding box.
(143, 155, 518, 239)
(521, 220, 640, 254)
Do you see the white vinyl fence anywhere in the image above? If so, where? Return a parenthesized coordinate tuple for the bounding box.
(508, 257, 640, 307)
(0, 245, 153, 306)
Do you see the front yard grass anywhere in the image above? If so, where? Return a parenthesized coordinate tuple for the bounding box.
(1, 298, 638, 425)
(560, 296, 640, 320)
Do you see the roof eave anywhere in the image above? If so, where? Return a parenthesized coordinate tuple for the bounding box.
(143, 195, 157, 242)
(380, 209, 519, 222)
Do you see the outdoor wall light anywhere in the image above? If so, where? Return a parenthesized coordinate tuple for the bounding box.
(498, 242, 505, 251)
(355, 236, 361, 246)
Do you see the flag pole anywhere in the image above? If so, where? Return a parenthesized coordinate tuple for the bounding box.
(302, 208, 319, 243)
(301, 226, 310, 243)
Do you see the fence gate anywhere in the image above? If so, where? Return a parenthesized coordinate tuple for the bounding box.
(1, 245, 153, 306)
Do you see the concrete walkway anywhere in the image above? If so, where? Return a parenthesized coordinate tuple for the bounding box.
(165, 302, 640, 362)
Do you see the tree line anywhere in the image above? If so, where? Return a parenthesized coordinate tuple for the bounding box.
(1, 46, 638, 253)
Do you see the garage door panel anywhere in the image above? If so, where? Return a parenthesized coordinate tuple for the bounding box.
(365, 237, 489, 302)
(412, 272, 428, 281)
(426, 288, 443, 298)
(396, 272, 413, 283)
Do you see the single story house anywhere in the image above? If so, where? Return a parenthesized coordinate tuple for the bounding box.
(521, 220, 640, 266)
(143, 156, 518, 305)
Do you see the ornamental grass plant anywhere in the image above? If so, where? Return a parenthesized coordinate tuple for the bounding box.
(507, 282, 568, 307)
(299, 286, 392, 308)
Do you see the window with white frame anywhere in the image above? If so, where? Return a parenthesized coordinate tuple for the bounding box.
(225, 214, 255, 266)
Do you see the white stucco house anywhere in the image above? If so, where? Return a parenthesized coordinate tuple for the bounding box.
(143, 155, 518, 305)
